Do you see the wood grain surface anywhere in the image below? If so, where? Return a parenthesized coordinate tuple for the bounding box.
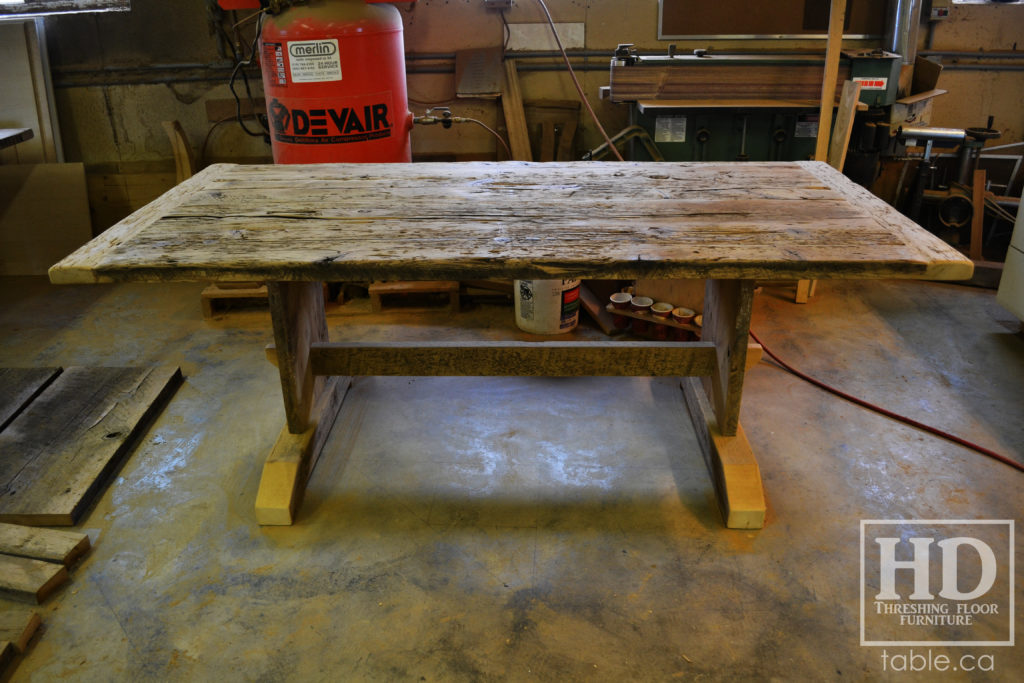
(308, 341, 719, 378)
(49, 161, 973, 285)
(0, 555, 67, 604)
(0, 366, 182, 526)
(0, 609, 40, 652)
(0, 523, 90, 566)
(0, 368, 61, 433)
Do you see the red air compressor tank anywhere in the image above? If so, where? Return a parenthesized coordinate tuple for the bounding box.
(258, 0, 412, 164)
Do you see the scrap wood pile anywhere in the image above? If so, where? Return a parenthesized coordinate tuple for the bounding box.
(0, 522, 91, 676)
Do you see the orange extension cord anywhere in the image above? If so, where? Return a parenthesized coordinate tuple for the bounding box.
(748, 330, 1024, 474)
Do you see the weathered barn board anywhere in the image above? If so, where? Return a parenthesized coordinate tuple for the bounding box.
(0, 368, 61, 433)
(0, 523, 90, 566)
(0, 366, 182, 526)
(0, 555, 67, 604)
(0, 609, 40, 652)
(308, 341, 719, 378)
(49, 161, 973, 285)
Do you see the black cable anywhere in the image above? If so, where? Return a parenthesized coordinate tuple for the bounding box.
(228, 10, 268, 138)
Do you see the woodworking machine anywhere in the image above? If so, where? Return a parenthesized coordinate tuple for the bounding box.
(607, 45, 901, 163)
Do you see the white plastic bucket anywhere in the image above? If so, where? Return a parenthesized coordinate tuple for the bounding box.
(514, 279, 581, 334)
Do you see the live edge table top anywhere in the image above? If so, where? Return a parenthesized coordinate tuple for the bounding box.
(49, 161, 973, 285)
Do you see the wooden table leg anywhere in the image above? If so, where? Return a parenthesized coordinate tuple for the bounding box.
(681, 279, 766, 529)
(255, 282, 351, 525)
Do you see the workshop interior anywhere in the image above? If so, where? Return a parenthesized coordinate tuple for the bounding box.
(0, 0, 1022, 680)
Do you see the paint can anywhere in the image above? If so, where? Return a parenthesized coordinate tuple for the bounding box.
(514, 279, 581, 334)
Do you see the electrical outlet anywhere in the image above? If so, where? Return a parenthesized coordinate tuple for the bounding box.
(930, 0, 952, 20)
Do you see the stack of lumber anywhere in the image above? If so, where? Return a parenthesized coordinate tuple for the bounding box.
(0, 523, 90, 676)
(0, 523, 89, 604)
(0, 608, 42, 676)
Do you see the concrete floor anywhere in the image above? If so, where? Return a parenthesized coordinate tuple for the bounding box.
(1, 276, 1021, 681)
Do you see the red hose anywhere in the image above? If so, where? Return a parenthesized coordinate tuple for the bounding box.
(533, 0, 625, 162)
(748, 330, 1024, 473)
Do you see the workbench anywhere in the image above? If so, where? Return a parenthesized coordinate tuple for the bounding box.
(49, 161, 973, 529)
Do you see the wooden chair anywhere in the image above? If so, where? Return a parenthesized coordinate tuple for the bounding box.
(524, 100, 581, 162)
(162, 121, 196, 185)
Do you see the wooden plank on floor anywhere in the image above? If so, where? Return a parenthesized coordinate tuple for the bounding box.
(0, 523, 90, 566)
(0, 366, 183, 526)
(0, 555, 68, 604)
(309, 341, 719, 378)
(0, 610, 41, 652)
(0, 368, 62, 433)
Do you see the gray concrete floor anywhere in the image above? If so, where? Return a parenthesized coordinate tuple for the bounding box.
(1, 276, 1021, 681)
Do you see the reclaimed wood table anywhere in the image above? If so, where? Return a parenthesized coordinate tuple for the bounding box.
(49, 161, 973, 529)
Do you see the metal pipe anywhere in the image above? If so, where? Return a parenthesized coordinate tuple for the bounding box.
(980, 141, 1024, 153)
(922, 189, 1020, 210)
(885, 0, 923, 64)
(898, 126, 966, 143)
(919, 50, 1024, 59)
(939, 64, 1024, 72)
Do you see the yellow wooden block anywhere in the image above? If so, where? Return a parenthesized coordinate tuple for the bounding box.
(254, 427, 314, 526)
(681, 377, 767, 529)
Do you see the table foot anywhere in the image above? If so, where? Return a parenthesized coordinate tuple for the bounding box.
(681, 377, 766, 529)
(255, 375, 351, 525)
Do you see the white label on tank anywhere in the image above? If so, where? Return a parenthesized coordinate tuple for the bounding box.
(288, 39, 342, 83)
(654, 115, 686, 143)
(795, 113, 819, 138)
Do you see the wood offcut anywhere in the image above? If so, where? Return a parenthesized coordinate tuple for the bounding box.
(0, 609, 40, 653)
(0, 555, 67, 604)
(0, 523, 90, 566)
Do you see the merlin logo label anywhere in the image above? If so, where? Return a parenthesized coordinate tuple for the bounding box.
(288, 41, 337, 58)
(287, 39, 342, 83)
(268, 99, 392, 145)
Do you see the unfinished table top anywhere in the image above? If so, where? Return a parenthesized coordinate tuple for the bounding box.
(49, 161, 973, 284)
